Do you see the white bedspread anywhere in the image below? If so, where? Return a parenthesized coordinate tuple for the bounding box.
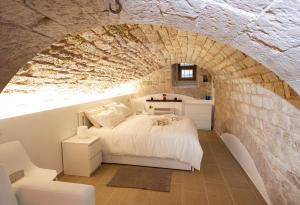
(88, 114, 203, 170)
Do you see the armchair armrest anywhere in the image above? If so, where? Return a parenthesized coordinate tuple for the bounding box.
(13, 179, 95, 205)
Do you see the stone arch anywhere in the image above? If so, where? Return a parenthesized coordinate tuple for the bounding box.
(1, 0, 299, 94)
(4, 24, 298, 105)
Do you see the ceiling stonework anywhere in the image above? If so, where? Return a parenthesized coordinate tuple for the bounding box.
(0, 0, 299, 94)
(3, 24, 298, 106)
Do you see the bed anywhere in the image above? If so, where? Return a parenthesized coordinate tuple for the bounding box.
(82, 113, 203, 171)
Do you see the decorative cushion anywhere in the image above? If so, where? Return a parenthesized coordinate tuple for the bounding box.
(104, 102, 118, 108)
(151, 115, 181, 126)
(130, 100, 146, 114)
(108, 103, 132, 117)
(152, 118, 170, 126)
(84, 106, 105, 127)
(9, 170, 24, 183)
(94, 109, 125, 128)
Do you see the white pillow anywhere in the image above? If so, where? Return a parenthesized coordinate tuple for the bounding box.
(130, 100, 146, 114)
(109, 103, 132, 117)
(84, 106, 105, 128)
(104, 102, 118, 108)
(94, 109, 125, 128)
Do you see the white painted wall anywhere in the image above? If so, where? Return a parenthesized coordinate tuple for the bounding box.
(0, 95, 131, 173)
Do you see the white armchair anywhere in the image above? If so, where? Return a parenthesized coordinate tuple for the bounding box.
(0, 140, 95, 205)
(0, 165, 95, 205)
(0, 141, 57, 181)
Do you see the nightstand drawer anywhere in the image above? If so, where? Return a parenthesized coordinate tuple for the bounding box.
(89, 152, 102, 174)
(184, 104, 212, 115)
(88, 138, 101, 159)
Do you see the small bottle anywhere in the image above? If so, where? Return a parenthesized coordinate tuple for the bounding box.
(163, 94, 167, 100)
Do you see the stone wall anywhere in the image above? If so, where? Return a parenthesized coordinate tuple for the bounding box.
(214, 80, 300, 205)
(136, 67, 212, 99)
(199, 32, 300, 204)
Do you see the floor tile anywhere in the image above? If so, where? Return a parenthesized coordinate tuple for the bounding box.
(230, 187, 264, 205)
(182, 170, 205, 192)
(221, 168, 250, 189)
(182, 190, 208, 205)
(202, 164, 225, 184)
(205, 182, 235, 205)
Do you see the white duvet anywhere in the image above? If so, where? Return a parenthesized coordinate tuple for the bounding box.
(88, 114, 203, 170)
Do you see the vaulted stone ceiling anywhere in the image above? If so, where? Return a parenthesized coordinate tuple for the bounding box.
(3, 24, 299, 106)
(1, 0, 300, 94)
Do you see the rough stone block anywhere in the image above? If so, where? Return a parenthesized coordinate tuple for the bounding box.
(196, 1, 252, 42)
(262, 96, 275, 110)
(213, 0, 273, 13)
(245, 0, 300, 52)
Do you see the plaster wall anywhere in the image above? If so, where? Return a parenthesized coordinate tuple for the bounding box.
(0, 95, 131, 173)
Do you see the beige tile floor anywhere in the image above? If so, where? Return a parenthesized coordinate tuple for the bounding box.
(59, 130, 267, 205)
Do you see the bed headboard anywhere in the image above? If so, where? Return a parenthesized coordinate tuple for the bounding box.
(78, 111, 93, 128)
(76, 94, 133, 128)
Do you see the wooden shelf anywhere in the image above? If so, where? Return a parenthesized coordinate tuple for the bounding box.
(146, 99, 182, 102)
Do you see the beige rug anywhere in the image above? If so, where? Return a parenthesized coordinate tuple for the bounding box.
(107, 166, 172, 192)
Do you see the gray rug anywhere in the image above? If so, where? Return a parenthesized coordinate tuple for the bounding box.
(107, 166, 172, 192)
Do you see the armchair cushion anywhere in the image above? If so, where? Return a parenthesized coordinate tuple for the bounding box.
(13, 179, 95, 205)
(0, 165, 18, 205)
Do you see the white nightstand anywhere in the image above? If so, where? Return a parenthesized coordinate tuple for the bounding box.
(62, 135, 102, 177)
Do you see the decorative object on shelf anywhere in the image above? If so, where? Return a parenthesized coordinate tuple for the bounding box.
(146, 99, 182, 102)
(203, 75, 208, 82)
(148, 105, 154, 115)
(163, 94, 167, 101)
(77, 126, 89, 139)
(205, 96, 211, 100)
(174, 97, 178, 101)
(151, 97, 154, 101)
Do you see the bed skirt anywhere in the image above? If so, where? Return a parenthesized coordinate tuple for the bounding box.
(102, 154, 193, 171)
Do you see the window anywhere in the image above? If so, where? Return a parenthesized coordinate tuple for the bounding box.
(181, 69, 193, 78)
(177, 63, 197, 81)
